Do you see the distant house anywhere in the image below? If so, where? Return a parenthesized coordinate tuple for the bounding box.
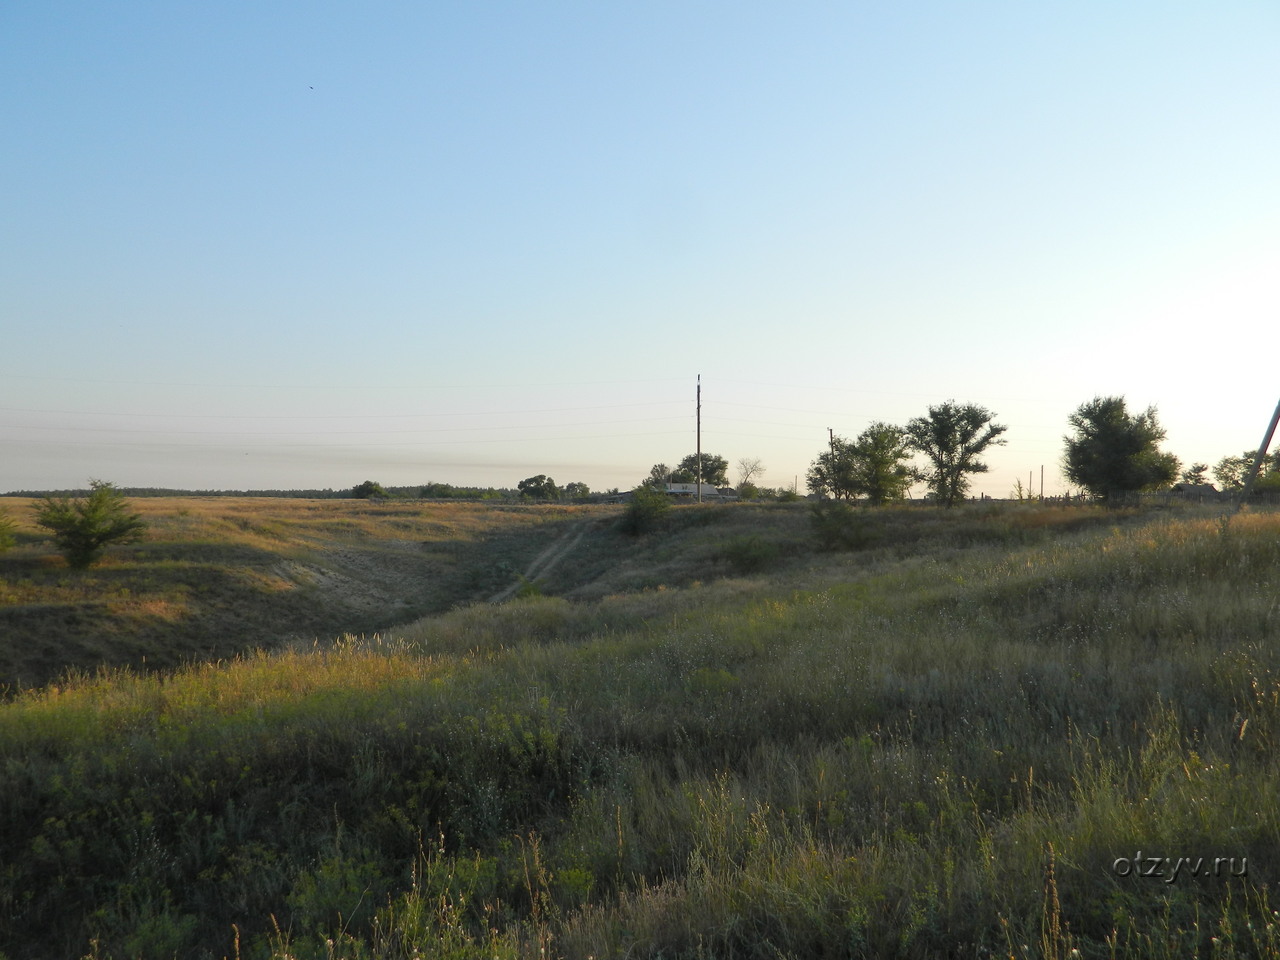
(1170, 482, 1225, 503)
(604, 483, 739, 504)
(659, 483, 737, 501)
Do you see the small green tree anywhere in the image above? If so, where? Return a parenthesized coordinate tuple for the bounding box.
(563, 481, 591, 501)
(671, 453, 729, 487)
(1179, 463, 1211, 486)
(809, 425, 918, 504)
(351, 480, 389, 499)
(517, 475, 560, 500)
(807, 437, 859, 501)
(1214, 450, 1280, 490)
(644, 464, 672, 488)
(619, 484, 669, 535)
(1062, 396, 1179, 503)
(905, 403, 1007, 507)
(851, 422, 918, 504)
(33, 480, 147, 569)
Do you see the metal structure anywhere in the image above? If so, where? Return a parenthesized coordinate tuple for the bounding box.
(1235, 396, 1280, 513)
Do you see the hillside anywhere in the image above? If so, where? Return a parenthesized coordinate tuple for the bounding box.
(2, 500, 1280, 959)
(0, 497, 602, 689)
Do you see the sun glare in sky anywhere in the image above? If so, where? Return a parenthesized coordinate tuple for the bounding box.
(3, 3, 1277, 495)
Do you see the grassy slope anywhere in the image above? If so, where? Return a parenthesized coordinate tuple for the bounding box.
(0, 497, 597, 689)
(3, 502, 1280, 958)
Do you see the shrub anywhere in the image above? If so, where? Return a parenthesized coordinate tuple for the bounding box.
(619, 485, 669, 536)
(721, 535, 780, 573)
(33, 480, 147, 569)
(351, 480, 389, 499)
(808, 500, 876, 551)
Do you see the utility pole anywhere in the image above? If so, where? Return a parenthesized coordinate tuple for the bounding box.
(1040, 465, 1044, 500)
(696, 375, 702, 503)
(828, 427, 835, 455)
(1235, 396, 1280, 514)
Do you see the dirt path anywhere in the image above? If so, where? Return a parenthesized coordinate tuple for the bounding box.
(489, 520, 589, 602)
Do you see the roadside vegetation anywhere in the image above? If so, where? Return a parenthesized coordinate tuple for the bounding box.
(3, 500, 1279, 958)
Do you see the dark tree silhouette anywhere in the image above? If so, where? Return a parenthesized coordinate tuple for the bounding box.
(1062, 396, 1179, 503)
(906, 402, 1007, 507)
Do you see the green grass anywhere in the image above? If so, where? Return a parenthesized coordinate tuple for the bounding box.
(0, 497, 594, 689)
(2, 501, 1280, 958)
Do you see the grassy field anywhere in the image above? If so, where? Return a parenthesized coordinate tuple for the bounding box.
(2, 498, 1279, 958)
(0, 497, 601, 690)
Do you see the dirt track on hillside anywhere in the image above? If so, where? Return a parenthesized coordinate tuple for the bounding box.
(488, 520, 589, 602)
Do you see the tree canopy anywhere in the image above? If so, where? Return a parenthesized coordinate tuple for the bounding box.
(905, 402, 1007, 507)
(517, 475, 561, 500)
(807, 423, 917, 504)
(563, 481, 591, 501)
(1062, 396, 1179, 503)
(643, 464, 672, 488)
(351, 480, 389, 499)
(671, 453, 729, 487)
(1214, 450, 1280, 490)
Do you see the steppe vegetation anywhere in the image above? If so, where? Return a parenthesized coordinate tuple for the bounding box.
(2, 499, 1280, 958)
(0, 497, 589, 689)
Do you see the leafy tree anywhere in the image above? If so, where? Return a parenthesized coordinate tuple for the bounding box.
(1214, 450, 1280, 490)
(807, 437, 859, 501)
(619, 484, 669, 535)
(517, 475, 560, 500)
(850, 422, 918, 505)
(905, 403, 1007, 507)
(563, 481, 591, 501)
(808, 423, 918, 504)
(33, 480, 147, 569)
(671, 453, 729, 487)
(351, 480, 389, 499)
(644, 464, 672, 488)
(1062, 396, 1180, 503)
(1179, 463, 1211, 486)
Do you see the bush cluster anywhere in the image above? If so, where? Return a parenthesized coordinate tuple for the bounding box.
(618, 485, 670, 536)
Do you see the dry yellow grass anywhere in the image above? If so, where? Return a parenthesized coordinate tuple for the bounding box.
(0, 496, 597, 689)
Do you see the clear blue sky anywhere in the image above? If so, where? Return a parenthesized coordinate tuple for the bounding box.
(4, 2, 1278, 495)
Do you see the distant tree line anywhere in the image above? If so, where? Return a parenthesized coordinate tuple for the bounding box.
(802, 393, 1280, 508)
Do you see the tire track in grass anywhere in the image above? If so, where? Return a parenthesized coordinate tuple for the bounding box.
(489, 520, 588, 603)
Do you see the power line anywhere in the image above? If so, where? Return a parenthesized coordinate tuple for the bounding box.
(0, 400, 688, 421)
(0, 415, 690, 438)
